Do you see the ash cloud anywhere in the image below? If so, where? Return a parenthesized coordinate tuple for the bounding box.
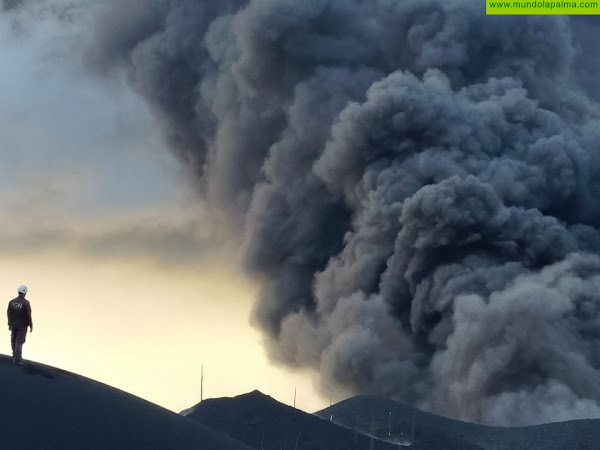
(1, 0, 22, 10)
(571, 16, 600, 102)
(86, 0, 600, 425)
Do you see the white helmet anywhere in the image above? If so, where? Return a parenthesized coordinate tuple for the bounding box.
(17, 285, 27, 295)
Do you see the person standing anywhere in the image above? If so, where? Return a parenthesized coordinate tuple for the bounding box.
(7, 285, 33, 365)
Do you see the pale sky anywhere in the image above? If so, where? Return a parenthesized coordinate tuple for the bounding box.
(0, 0, 328, 414)
(0, 253, 327, 413)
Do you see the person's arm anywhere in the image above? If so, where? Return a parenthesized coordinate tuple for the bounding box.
(7, 302, 11, 330)
(26, 301, 32, 332)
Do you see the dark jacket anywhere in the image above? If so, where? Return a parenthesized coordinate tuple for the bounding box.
(7, 296, 32, 330)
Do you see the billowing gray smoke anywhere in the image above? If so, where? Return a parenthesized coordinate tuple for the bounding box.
(88, 0, 600, 425)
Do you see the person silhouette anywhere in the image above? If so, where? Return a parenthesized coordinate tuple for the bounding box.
(7, 285, 33, 365)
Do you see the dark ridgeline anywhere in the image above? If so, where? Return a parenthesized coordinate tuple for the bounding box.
(184, 390, 479, 449)
(317, 395, 600, 449)
(2, 350, 599, 450)
(0, 355, 250, 450)
(184, 391, 600, 450)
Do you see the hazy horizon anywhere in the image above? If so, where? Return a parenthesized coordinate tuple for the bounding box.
(0, 252, 330, 414)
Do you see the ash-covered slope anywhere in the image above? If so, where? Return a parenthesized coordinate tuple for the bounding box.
(183, 390, 479, 449)
(0, 355, 250, 450)
(316, 395, 600, 450)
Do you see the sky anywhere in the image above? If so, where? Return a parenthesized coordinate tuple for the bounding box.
(0, 0, 327, 414)
(0, 253, 326, 413)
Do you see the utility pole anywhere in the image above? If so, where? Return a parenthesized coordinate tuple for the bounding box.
(293, 387, 296, 408)
(201, 365, 204, 402)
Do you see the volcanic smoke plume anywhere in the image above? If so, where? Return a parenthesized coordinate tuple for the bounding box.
(88, 0, 600, 425)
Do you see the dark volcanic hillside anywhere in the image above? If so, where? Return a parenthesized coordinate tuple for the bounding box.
(183, 390, 480, 449)
(316, 395, 600, 450)
(0, 355, 250, 450)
